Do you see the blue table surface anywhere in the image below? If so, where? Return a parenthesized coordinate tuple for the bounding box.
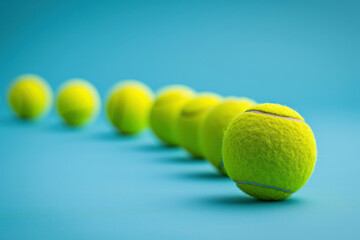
(0, 109, 359, 240)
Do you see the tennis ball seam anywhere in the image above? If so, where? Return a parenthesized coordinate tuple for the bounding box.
(234, 181, 294, 194)
(245, 110, 304, 122)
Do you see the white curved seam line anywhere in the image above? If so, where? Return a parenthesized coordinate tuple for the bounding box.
(235, 181, 293, 194)
(246, 110, 303, 122)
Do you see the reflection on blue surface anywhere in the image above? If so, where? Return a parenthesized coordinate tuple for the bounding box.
(0, 0, 360, 239)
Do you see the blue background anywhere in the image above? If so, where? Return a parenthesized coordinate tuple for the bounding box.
(0, 0, 359, 239)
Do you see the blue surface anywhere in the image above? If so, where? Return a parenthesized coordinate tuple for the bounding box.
(0, 112, 359, 239)
(1, 0, 360, 239)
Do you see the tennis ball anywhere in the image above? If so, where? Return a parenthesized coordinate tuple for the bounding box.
(8, 74, 53, 119)
(7, 74, 53, 120)
(201, 97, 255, 175)
(223, 103, 317, 201)
(177, 93, 222, 158)
(106, 80, 153, 134)
(149, 85, 196, 146)
(56, 79, 101, 126)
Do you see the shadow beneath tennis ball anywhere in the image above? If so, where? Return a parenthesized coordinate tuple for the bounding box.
(92, 131, 142, 142)
(133, 143, 180, 153)
(0, 116, 39, 126)
(176, 171, 229, 181)
(47, 122, 87, 133)
(156, 155, 205, 164)
(203, 194, 305, 208)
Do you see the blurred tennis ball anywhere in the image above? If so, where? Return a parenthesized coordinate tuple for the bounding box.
(201, 97, 255, 175)
(7, 74, 53, 120)
(149, 85, 196, 146)
(56, 79, 101, 127)
(223, 103, 317, 201)
(106, 80, 153, 134)
(177, 93, 222, 158)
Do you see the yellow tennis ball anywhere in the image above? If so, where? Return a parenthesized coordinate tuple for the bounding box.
(106, 80, 154, 134)
(201, 97, 255, 175)
(56, 79, 101, 126)
(223, 103, 317, 201)
(177, 93, 222, 158)
(7, 74, 53, 120)
(149, 85, 196, 146)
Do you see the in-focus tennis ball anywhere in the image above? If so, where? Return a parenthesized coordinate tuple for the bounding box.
(177, 93, 222, 158)
(223, 103, 317, 201)
(7, 74, 53, 120)
(149, 85, 196, 146)
(56, 79, 101, 126)
(106, 80, 153, 134)
(201, 97, 255, 175)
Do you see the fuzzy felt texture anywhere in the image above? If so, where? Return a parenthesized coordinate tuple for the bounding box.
(201, 98, 255, 174)
(149, 86, 195, 146)
(57, 79, 100, 126)
(177, 94, 222, 158)
(8, 74, 53, 119)
(223, 103, 317, 201)
(107, 81, 153, 134)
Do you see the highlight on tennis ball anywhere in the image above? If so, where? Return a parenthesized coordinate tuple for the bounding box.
(223, 103, 317, 201)
(106, 80, 154, 135)
(176, 93, 222, 159)
(201, 97, 256, 175)
(7, 74, 53, 120)
(56, 79, 101, 127)
(149, 85, 196, 146)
